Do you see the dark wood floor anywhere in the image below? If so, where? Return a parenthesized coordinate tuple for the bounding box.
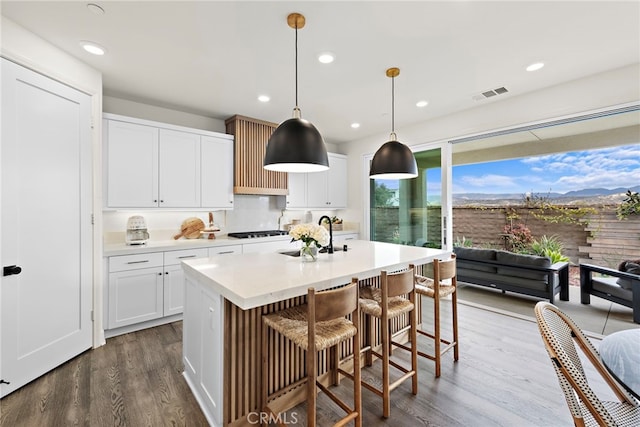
(0, 299, 613, 426)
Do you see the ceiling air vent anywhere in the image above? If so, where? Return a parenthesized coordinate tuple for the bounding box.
(472, 86, 509, 101)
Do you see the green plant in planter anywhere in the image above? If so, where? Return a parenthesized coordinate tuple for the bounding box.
(530, 235, 569, 263)
(616, 190, 640, 220)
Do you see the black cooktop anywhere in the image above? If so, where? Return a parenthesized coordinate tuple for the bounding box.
(227, 230, 290, 239)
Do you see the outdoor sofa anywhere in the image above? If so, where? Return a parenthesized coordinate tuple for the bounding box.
(580, 262, 640, 324)
(453, 247, 570, 303)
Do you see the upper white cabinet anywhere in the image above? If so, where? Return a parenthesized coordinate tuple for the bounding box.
(159, 129, 201, 208)
(106, 120, 159, 208)
(287, 153, 347, 209)
(104, 114, 234, 209)
(201, 135, 234, 209)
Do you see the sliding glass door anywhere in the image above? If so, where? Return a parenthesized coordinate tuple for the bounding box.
(369, 146, 448, 248)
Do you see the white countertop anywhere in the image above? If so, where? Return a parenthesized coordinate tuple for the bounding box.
(181, 240, 450, 310)
(104, 230, 359, 256)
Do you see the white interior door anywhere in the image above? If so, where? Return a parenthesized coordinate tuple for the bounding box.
(1, 58, 93, 397)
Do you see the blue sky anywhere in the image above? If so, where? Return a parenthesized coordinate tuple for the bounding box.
(453, 144, 640, 194)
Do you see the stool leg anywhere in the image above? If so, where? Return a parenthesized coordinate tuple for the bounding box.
(411, 301, 418, 394)
(307, 346, 317, 427)
(452, 290, 459, 361)
(354, 316, 362, 427)
(261, 319, 268, 414)
(365, 314, 373, 367)
(381, 312, 390, 418)
(331, 345, 340, 386)
(434, 293, 441, 378)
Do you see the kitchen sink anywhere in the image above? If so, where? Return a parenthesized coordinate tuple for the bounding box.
(278, 247, 345, 257)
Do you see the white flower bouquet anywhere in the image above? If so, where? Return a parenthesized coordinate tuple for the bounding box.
(289, 223, 330, 248)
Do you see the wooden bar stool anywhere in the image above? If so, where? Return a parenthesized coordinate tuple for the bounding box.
(356, 265, 418, 418)
(261, 279, 362, 427)
(412, 254, 459, 377)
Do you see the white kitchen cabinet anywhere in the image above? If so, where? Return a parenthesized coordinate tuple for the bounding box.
(286, 153, 347, 209)
(201, 135, 234, 209)
(105, 120, 159, 208)
(163, 248, 208, 316)
(104, 114, 234, 210)
(158, 129, 201, 208)
(108, 252, 164, 329)
(183, 274, 224, 427)
(107, 248, 208, 331)
(286, 172, 307, 208)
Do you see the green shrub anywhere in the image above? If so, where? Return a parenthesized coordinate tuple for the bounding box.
(530, 235, 569, 263)
(617, 190, 640, 220)
(454, 236, 473, 247)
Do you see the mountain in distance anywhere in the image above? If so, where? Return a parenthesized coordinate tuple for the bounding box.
(453, 185, 639, 206)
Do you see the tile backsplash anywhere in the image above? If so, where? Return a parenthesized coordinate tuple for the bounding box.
(103, 195, 346, 242)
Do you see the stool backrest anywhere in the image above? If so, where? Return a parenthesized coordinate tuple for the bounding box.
(383, 264, 416, 298)
(434, 254, 457, 283)
(310, 279, 359, 322)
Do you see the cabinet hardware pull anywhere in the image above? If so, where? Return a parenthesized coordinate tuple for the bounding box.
(3, 265, 22, 276)
(158, 272, 163, 276)
(217, 251, 234, 254)
(126, 260, 149, 264)
(0, 379, 10, 385)
(177, 255, 197, 259)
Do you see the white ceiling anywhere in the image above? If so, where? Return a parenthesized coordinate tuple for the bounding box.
(2, 1, 639, 144)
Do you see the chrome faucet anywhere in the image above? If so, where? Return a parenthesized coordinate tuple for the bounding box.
(318, 215, 334, 254)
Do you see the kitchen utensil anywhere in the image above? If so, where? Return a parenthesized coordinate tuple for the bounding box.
(174, 217, 205, 239)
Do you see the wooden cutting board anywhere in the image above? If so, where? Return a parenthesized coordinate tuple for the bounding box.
(174, 217, 205, 239)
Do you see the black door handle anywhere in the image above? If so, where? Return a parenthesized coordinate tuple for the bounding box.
(3, 265, 22, 276)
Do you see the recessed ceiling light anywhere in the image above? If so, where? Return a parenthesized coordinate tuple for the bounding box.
(80, 41, 106, 55)
(317, 52, 335, 64)
(416, 100, 429, 108)
(86, 3, 105, 15)
(258, 95, 270, 102)
(526, 62, 545, 72)
(350, 123, 360, 129)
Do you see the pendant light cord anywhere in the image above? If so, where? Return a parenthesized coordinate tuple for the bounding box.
(391, 75, 395, 134)
(295, 23, 299, 109)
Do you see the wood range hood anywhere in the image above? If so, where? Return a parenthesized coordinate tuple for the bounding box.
(225, 114, 288, 196)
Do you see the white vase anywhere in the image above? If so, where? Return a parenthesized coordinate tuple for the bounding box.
(300, 244, 318, 262)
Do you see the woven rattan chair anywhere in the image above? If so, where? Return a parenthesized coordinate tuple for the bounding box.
(534, 301, 639, 426)
(261, 279, 362, 427)
(410, 254, 459, 377)
(355, 265, 418, 418)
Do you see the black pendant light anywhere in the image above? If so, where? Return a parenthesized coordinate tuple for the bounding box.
(369, 67, 418, 179)
(264, 13, 329, 173)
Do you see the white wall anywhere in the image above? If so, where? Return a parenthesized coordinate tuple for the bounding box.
(103, 95, 226, 133)
(1, 16, 105, 346)
(342, 64, 640, 235)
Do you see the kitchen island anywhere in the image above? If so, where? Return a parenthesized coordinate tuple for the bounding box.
(181, 240, 448, 426)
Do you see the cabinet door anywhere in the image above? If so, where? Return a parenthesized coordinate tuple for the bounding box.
(163, 264, 185, 316)
(106, 120, 159, 208)
(327, 154, 347, 208)
(159, 129, 201, 208)
(108, 267, 164, 329)
(286, 173, 307, 208)
(201, 135, 234, 209)
(306, 169, 329, 208)
(183, 275, 201, 379)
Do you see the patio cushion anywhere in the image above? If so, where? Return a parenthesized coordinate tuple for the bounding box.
(616, 261, 640, 290)
(593, 277, 633, 300)
(496, 251, 551, 281)
(454, 247, 497, 273)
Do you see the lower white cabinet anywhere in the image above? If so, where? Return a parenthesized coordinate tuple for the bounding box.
(183, 274, 224, 427)
(107, 248, 207, 331)
(108, 252, 164, 329)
